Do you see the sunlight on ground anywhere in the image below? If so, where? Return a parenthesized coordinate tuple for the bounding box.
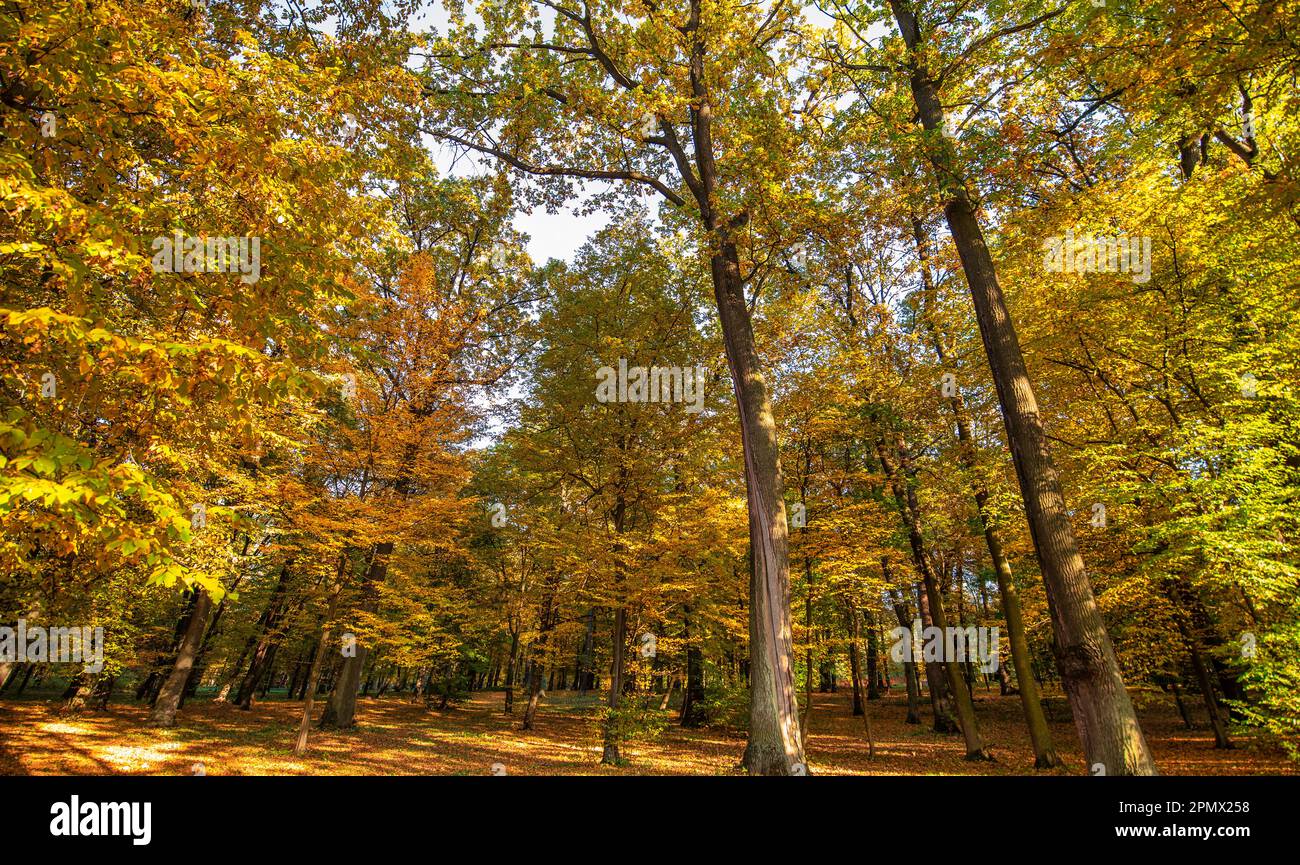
(1, 690, 1294, 777)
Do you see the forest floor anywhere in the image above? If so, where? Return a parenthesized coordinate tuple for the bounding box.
(1, 686, 1294, 776)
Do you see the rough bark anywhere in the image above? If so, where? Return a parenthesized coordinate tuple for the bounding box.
(912, 215, 1060, 768)
(320, 542, 393, 729)
(888, 0, 1156, 775)
(150, 588, 212, 727)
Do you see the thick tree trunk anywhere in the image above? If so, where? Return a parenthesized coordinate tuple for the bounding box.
(711, 242, 803, 775)
(138, 590, 201, 705)
(150, 588, 212, 727)
(888, 0, 1156, 776)
(620, 4, 803, 771)
(320, 543, 392, 729)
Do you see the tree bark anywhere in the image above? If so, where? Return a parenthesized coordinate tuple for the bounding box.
(320, 542, 393, 729)
(888, 585, 923, 725)
(912, 215, 1061, 768)
(888, 0, 1156, 775)
(877, 435, 987, 756)
(864, 608, 881, 700)
(680, 607, 706, 727)
(847, 602, 865, 716)
(150, 588, 212, 727)
(601, 606, 628, 764)
(234, 563, 293, 709)
(522, 588, 555, 731)
(295, 555, 347, 755)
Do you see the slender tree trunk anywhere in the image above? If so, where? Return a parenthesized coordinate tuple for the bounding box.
(577, 608, 596, 693)
(915, 582, 956, 732)
(847, 602, 865, 717)
(877, 436, 987, 756)
(523, 589, 555, 731)
(234, 563, 293, 709)
(601, 607, 628, 764)
(12, 664, 36, 696)
(1170, 683, 1193, 730)
(864, 608, 881, 700)
(887, 585, 923, 725)
(503, 627, 520, 713)
(1165, 583, 1233, 749)
(295, 555, 348, 755)
(681, 608, 706, 727)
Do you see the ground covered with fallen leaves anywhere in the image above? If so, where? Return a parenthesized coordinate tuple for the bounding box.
(1, 687, 1294, 776)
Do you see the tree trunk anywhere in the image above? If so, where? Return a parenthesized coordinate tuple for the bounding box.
(914, 581, 956, 732)
(150, 588, 212, 727)
(912, 214, 1060, 769)
(601, 606, 628, 764)
(503, 627, 520, 714)
(523, 589, 555, 731)
(139, 590, 201, 705)
(680, 608, 706, 727)
(295, 556, 346, 755)
(887, 0, 1156, 776)
(320, 543, 393, 729)
(864, 608, 881, 700)
(234, 563, 293, 709)
(877, 435, 986, 756)
(1166, 584, 1233, 749)
(665, 0, 803, 776)
(847, 602, 865, 717)
(887, 585, 923, 725)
